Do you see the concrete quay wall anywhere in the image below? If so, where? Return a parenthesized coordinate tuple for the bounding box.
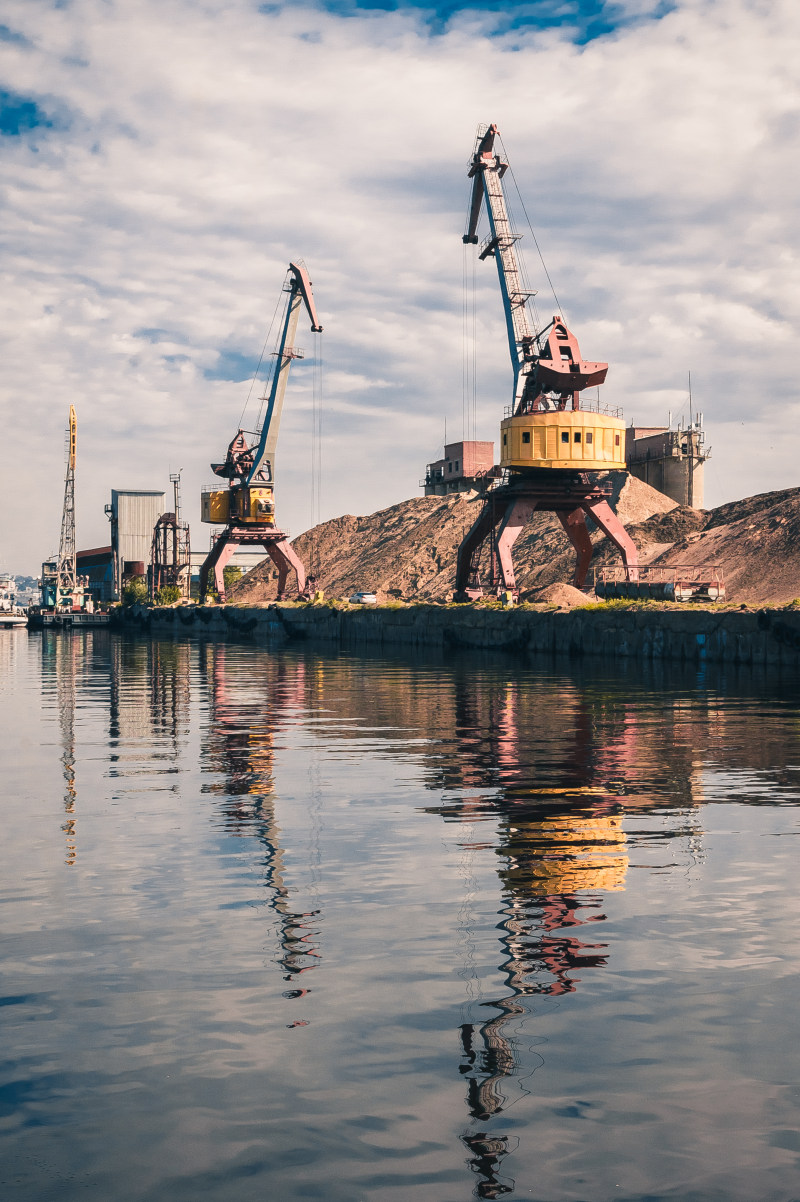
(118, 603, 800, 666)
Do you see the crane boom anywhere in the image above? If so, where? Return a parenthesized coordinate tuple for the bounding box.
(247, 261, 323, 488)
(464, 124, 535, 407)
(464, 123, 607, 415)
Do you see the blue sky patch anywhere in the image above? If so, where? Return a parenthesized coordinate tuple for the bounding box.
(0, 24, 31, 45)
(294, 0, 674, 42)
(203, 349, 264, 383)
(0, 90, 55, 137)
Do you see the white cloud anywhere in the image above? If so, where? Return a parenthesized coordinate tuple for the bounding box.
(1, 0, 799, 571)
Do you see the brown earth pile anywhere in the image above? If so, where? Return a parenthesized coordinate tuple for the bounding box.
(228, 476, 800, 608)
(645, 488, 800, 605)
(229, 472, 675, 605)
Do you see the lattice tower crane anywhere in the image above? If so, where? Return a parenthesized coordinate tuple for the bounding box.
(57, 405, 77, 600)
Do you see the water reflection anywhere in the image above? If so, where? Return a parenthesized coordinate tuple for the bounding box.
(40, 632, 82, 865)
(23, 634, 800, 1202)
(417, 679, 631, 1197)
(199, 645, 322, 990)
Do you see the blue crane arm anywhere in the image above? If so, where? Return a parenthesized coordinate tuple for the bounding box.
(462, 125, 536, 412)
(246, 262, 323, 487)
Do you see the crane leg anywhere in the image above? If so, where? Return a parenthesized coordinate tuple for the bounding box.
(582, 499, 639, 582)
(265, 538, 308, 600)
(493, 498, 538, 594)
(556, 508, 594, 588)
(455, 495, 538, 600)
(454, 500, 499, 599)
(200, 534, 238, 602)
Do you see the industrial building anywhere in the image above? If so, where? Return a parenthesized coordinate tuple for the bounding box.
(77, 546, 115, 604)
(625, 420, 708, 509)
(105, 489, 166, 597)
(423, 441, 496, 495)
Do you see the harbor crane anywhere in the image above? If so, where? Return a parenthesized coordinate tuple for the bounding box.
(199, 262, 323, 603)
(454, 124, 638, 600)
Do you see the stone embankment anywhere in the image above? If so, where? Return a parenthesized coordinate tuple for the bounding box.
(118, 603, 800, 666)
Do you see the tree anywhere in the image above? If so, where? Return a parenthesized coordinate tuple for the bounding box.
(121, 577, 148, 606)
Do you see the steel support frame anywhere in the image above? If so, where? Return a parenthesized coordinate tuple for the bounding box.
(454, 479, 639, 600)
(199, 526, 308, 603)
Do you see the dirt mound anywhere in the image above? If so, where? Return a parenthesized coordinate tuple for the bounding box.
(648, 487, 800, 605)
(229, 478, 800, 606)
(530, 582, 595, 608)
(228, 473, 679, 606)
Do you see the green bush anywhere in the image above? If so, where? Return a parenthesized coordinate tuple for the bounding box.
(223, 565, 243, 591)
(121, 577, 148, 606)
(155, 584, 183, 606)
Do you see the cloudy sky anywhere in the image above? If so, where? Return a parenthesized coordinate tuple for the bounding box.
(2, 0, 798, 573)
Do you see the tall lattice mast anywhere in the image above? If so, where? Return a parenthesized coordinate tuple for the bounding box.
(57, 406, 77, 598)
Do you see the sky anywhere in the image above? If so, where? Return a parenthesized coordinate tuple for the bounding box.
(1, 0, 799, 574)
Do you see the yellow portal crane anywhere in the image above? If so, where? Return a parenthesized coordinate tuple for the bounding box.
(454, 125, 638, 599)
(199, 262, 323, 602)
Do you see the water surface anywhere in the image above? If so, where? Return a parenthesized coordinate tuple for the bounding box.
(3, 629, 800, 1200)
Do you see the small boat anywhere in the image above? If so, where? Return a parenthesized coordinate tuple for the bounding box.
(27, 607, 109, 630)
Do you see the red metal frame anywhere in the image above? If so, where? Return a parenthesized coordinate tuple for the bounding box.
(455, 474, 639, 600)
(200, 526, 311, 604)
(595, 563, 724, 602)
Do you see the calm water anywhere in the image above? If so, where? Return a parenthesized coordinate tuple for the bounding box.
(3, 629, 800, 1201)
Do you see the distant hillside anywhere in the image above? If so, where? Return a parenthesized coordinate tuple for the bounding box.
(228, 477, 800, 608)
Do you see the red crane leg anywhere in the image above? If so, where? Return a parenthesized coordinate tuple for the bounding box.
(455, 500, 502, 598)
(200, 535, 238, 602)
(556, 508, 594, 587)
(582, 499, 639, 582)
(265, 537, 307, 600)
(494, 497, 539, 592)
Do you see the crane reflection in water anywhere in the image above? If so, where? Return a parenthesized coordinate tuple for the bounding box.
(199, 644, 322, 995)
(39, 630, 82, 866)
(424, 677, 631, 1198)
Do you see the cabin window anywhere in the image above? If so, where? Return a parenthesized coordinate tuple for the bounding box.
(503, 433, 507, 445)
(447, 462, 452, 472)
(561, 431, 569, 443)
(455, 461, 459, 471)
(615, 435, 620, 446)
(574, 432, 581, 443)
(522, 432, 531, 444)
(586, 432, 593, 444)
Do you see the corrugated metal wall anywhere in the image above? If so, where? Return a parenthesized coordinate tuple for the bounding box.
(111, 491, 165, 591)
